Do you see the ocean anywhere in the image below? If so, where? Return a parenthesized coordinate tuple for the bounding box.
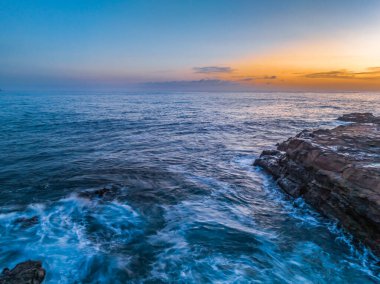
(0, 91, 379, 283)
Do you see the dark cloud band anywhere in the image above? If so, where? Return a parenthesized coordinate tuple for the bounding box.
(193, 66, 234, 74)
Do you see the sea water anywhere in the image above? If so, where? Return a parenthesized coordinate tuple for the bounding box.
(0, 91, 379, 283)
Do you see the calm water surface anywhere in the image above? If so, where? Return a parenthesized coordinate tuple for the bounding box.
(0, 91, 379, 283)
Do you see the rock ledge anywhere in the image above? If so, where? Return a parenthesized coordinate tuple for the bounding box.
(254, 113, 380, 254)
(0, 260, 45, 284)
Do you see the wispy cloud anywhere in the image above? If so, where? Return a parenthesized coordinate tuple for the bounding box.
(366, 67, 380, 71)
(260, 75, 277, 80)
(141, 79, 242, 91)
(304, 70, 355, 79)
(144, 79, 237, 90)
(304, 67, 380, 80)
(193, 66, 234, 74)
(234, 75, 278, 82)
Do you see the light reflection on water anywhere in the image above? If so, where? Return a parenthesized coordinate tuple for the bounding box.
(0, 91, 379, 283)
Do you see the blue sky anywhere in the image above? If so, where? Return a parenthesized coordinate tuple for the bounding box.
(1, 0, 379, 90)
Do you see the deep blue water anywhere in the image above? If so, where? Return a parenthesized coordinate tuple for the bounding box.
(0, 91, 379, 283)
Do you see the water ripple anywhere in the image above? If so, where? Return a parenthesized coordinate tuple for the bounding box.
(0, 91, 379, 283)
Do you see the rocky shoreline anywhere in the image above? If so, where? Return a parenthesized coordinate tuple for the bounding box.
(0, 260, 45, 284)
(254, 113, 380, 254)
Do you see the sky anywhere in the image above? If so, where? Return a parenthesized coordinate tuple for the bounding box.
(1, 0, 380, 91)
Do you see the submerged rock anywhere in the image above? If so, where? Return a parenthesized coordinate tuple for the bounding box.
(13, 216, 39, 228)
(337, 112, 380, 123)
(78, 187, 120, 201)
(0, 260, 45, 284)
(254, 113, 380, 254)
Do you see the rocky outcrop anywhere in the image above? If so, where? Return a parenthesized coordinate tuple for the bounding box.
(13, 216, 39, 228)
(337, 112, 380, 123)
(78, 187, 120, 201)
(254, 113, 380, 254)
(0, 260, 45, 284)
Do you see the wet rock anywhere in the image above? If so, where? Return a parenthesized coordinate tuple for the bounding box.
(254, 113, 380, 254)
(13, 216, 39, 228)
(0, 260, 45, 284)
(337, 112, 380, 123)
(78, 187, 120, 201)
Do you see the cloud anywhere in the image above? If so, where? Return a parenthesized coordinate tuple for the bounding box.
(140, 79, 243, 91)
(366, 67, 380, 71)
(239, 77, 255, 82)
(261, 75, 277, 80)
(304, 67, 380, 80)
(304, 70, 354, 79)
(234, 75, 277, 82)
(193, 66, 234, 74)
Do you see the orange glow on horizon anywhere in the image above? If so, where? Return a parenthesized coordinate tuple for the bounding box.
(209, 33, 380, 91)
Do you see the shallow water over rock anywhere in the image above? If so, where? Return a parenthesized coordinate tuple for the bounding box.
(0, 91, 379, 283)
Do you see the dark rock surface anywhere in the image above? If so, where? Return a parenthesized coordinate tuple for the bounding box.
(13, 216, 39, 228)
(337, 112, 380, 123)
(78, 187, 120, 201)
(0, 260, 45, 284)
(254, 113, 380, 254)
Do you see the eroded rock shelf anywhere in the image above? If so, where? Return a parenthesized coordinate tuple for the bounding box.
(254, 113, 380, 254)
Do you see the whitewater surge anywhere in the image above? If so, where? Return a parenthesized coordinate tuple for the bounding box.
(0, 91, 379, 283)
